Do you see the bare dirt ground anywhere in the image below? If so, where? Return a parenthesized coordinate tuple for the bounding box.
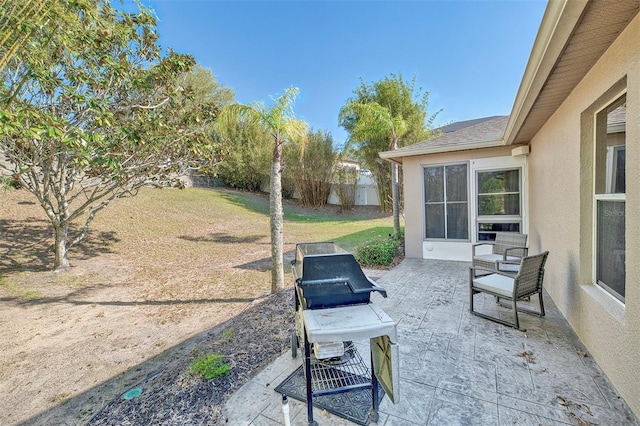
(0, 187, 391, 425)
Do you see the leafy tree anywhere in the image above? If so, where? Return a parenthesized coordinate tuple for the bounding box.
(339, 101, 406, 236)
(284, 129, 336, 207)
(0, 0, 221, 269)
(215, 114, 272, 191)
(177, 64, 234, 111)
(221, 87, 307, 293)
(339, 73, 441, 215)
(178, 64, 235, 177)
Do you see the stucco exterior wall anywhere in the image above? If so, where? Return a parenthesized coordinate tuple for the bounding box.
(527, 12, 640, 415)
(401, 145, 517, 259)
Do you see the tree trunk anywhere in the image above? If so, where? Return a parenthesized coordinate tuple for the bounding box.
(270, 138, 285, 293)
(392, 162, 400, 237)
(53, 224, 70, 269)
(391, 136, 401, 237)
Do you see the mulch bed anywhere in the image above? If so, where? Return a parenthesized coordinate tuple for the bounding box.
(87, 289, 294, 425)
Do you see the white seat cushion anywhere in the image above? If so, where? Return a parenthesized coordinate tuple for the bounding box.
(498, 263, 520, 273)
(475, 254, 520, 264)
(472, 274, 514, 298)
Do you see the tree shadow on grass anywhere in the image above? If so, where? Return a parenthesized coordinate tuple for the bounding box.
(216, 189, 270, 216)
(0, 281, 257, 306)
(234, 249, 295, 273)
(215, 188, 389, 224)
(178, 232, 264, 244)
(0, 218, 120, 274)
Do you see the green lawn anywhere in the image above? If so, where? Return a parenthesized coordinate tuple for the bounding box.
(0, 186, 395, 300)
(213, 187, 394, 251)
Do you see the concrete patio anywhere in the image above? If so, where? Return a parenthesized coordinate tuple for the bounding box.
(223, 259, 639, 425)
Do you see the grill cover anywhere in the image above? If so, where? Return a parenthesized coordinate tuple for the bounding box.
(292, 242, 387, 309)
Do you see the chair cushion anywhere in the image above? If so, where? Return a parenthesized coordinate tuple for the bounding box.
(474, 254, 520, 264)
(497, 263, 520, 273)
(472, 274, 514, 298)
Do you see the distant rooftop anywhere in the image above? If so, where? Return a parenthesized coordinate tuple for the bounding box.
(608, 106, 626, 130)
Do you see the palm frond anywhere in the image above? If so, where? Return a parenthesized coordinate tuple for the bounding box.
(341, 100, 407, 147)
(218, 103, 259, 128)
(219, 87, 307, 144)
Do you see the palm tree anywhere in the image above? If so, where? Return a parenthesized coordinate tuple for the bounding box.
(221, 87, 307, 293)
(339, 100, 407, 237)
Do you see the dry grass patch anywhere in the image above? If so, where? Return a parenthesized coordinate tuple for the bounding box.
(0, 186, 392, 425)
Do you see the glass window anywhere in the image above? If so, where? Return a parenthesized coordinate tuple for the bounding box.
(477, 222, 521, 241)
(424, 167, 444, 202)
(596, 200, 625, 301)
(595, 96, 625, 302)
(613, 146, 625, 194)
(424, 164, 468, 240)
(425, 204, 445, 239)
(478, 169, 520, 215)
(476, 169, 521, 241)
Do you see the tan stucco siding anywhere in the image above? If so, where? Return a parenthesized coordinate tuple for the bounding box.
(527, 12, 640, 415)
(401, 146, 515, 259)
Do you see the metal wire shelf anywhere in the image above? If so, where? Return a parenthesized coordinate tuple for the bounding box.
(307, 342, 371, 395)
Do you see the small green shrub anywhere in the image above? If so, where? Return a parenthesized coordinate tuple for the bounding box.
(223, 328, 234, 341)
(0, 175, 19, 190)
(189, 354, 231, 380)
(355, 234, 403, 267)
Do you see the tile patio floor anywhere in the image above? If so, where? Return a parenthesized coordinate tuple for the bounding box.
(223, 259, 639, 425)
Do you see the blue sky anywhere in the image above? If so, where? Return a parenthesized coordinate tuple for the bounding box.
(145, 0, 547, 148)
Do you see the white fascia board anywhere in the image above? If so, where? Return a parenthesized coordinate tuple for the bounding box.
(379, 139, 504, 163)
(503, 0, 588, 145)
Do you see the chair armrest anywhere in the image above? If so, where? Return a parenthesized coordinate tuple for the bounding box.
(469, 266, 513, 278)
(470, 266, 517, 280)
(503, 246, 528, 260)
(472, 242, 494, 257)
(497, 258, 520, 265)
(496, 259, 520, 274)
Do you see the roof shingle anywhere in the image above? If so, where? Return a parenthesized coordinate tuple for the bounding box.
(392, 115, 508, 155)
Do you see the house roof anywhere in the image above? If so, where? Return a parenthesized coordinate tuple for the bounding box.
(379, 116, 508, 162)
(438, 116, 503, 134)
(379, 0, 638, 164)
(504, 0, 639, 145)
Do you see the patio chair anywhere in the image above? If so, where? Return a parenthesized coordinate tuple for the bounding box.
(469, 251, 549, 330)
(472, 232, 528, 276)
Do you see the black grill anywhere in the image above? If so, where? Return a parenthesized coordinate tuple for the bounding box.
(291, 242, 387, 309)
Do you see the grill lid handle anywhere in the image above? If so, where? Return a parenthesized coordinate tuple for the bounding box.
(346, 277, 388, 298)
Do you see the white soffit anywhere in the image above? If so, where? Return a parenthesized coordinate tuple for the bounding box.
(505, 0, 639, 145)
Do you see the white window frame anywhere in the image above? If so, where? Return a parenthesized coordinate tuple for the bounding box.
(592, 92, 626, 305)
(469, 156, 528, 244)
(422, 162, 470, 242)
(475, 167, 523, 241)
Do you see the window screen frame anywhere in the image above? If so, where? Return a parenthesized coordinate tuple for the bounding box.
(423, 162, 470, 242)
(593, 93, 626, 303)
(475, 167, 523, 242)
